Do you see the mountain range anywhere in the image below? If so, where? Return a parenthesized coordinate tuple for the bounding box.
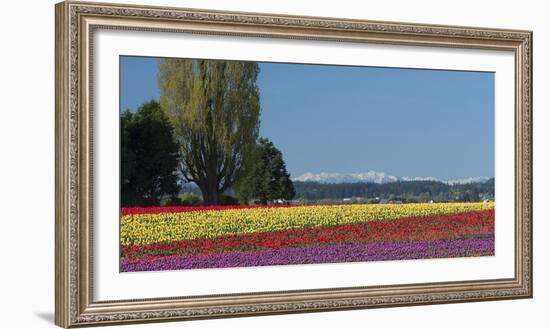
(292, 171, 491, 186)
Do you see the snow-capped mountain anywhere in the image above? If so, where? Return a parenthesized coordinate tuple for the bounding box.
(293, 171, 399, 184)
(292, 171, 491, 186)
(444, 177, 493, 185)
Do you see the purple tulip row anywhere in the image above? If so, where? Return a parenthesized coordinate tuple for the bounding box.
(120, 237, 494, 272)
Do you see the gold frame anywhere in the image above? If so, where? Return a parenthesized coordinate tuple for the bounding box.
(55, 1, 533, 327)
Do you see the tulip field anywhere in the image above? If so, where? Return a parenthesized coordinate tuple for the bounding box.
(120, 202, 495, 272)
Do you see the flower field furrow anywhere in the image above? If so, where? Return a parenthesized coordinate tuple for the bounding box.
(120, 210, 494, 258)
(121, 202, 494, 245)
(120, 237, 495, 272)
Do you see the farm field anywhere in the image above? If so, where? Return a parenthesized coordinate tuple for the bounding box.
(120, 202, 495, 272)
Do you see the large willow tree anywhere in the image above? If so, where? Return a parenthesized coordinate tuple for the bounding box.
(158, 59, 261, 205)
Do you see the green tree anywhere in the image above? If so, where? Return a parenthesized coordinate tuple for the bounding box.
(235, 138, 295, 205)
(121, 100, 180, 206)
(158, 59, 261, 205)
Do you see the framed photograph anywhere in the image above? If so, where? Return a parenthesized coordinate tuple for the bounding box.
(55, 1, 532, 327)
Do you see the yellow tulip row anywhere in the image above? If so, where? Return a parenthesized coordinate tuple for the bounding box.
(120, 202, 495, 245)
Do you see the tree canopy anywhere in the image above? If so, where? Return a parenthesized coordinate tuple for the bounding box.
(235, 138, 296, 204)
(158, 59, 261, 205)
(120, 100, 180, 206)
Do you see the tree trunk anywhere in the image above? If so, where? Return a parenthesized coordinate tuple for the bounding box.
(199, 182, 222, 206)
(203, 191, 221, 206)
(258, 195, 268, 205)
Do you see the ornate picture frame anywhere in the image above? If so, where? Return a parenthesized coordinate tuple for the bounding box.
(55, 1, 532, 327)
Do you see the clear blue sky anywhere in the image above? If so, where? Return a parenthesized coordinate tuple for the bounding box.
(120, 56, 494, 180)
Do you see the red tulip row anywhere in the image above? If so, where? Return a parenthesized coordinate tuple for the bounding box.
(121, 209, 494, 259)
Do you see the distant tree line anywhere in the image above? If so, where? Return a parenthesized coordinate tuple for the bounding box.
(293, 179, 494, 203)
(176, 178, 494, 204)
